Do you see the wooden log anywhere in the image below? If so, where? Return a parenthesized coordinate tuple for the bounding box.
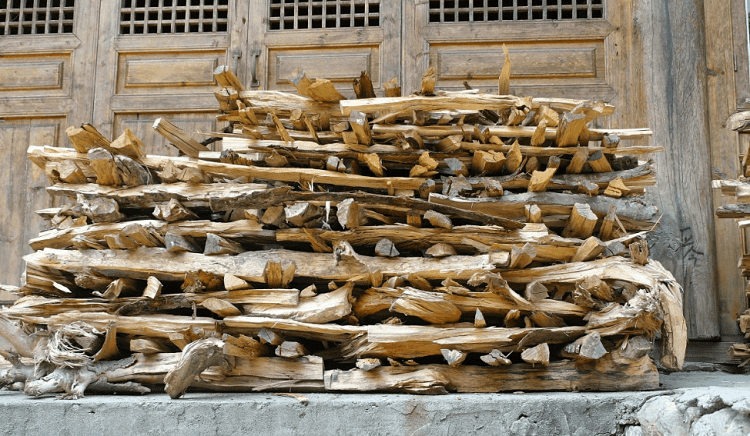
(530, 119, 548, 146)
(143, 276, 163, 299)
(504, 140, 523, 173)
(224, 274, 251, 291)
(153, 198, 198, 223)
(131, 338, 174, 354)
(389, 289, 462, 324)
(152, 118, 210, 157)
(570, 236, 607, 262)
(441, 349, 467, 367)
(306, 78, 346, 102)
(527, 156, 560, 193)
(471, 150, 506, 175)
(353, 71, 376, 99)
(555, 112, 586, 147)
(325, 354, 659, 392)
(263, 260, 296, 288)
(284, 202, 321, 227)
(474, 308, 487, 328)
(560, 332, 607, 361)
(258, 328, 285, 346)
(164, 338, 230, 398)
(374, 238, 399, 257)
(222, 334, 268, 359)
(356, 358, 382, 371)
(587, 150, 613, 173)
(424, 210, 453, 229)
(213, 65, 245, 92)
(350, 110, 372, 145)
(204, 233, 244, 256)
(480, 349, 512, 366)
(164, 232, 201, 253)
(383, 77, 401, 97)
(275, 341, 308, 359)
(525, 204, 542, 223)
(525, 281, 549, 302)
(242, 283, 352, 324)
(566, 149, 589, 174)
(109, 128, 146, 160)
(521, 343, 550, 366)
(201, 298, 242, 317)
(509, 243, 537, 269)
(66, 124, 111, 154)
(561, 203, 598, 239)
(424, 243, 457, 258)
(629, 238, 649, 265)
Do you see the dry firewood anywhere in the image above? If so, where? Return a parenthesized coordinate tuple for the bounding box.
(242, 283, 353, 324)
(628, 238, 649, 265)
(222, 334, 267, 359)
(224, 274, 251, 291)
(504, 140, 523, 173)
(603, 177, 632, 198)
(349, 110, 372, 145)
(142, 276, 163, 299)
(153, 198, 198, 223)
(66, 124, 111, 154)
(570, 236, 607, 262)
(577, 179, 600, 195)
(424, 243, 457, 258)
(164, 232, 201, 253)
(204, 233, 244, 256)
(109, 128, 146, 160)
(524, 281, 549, 302)
(602, 133, 620, 148)
(587, 150, 613, 173)
(356, 358, 382, 371)
(213, 65, 245, 92)
(528, 312, 566, 328)
(286, 67, 312, 96)
(389, 289, 462, 324)
(474, 307, 487, 328)
(23, 357, 150, 399)
(525, 156, 540, 174)
(561, 203, 598, 239)
(527, 156, 560, 193)
(374, 238, 399, 257)
(441, 349, 467, 367)
(566, 148, 588, 174)
(498, 44, 511, 95)
(353, 71, 376, 99)
(521, 343, 549, 366)
(560, 332, 607, 361)
(509, 243, 537, 269)
(424, 210, 452, 229)
(284, 202, 321, 227)
(152, 118, 209, 158)
(360, 153, 384, 176)
(131, 337, 175, 354)
(472, 150, 506, 175)
(164, 337, 231, 399)
(258, 328, 284, 346)
(121, 223, 162, 247)
(383, 77, 400, 97)
(88, 148, 151, 186)
(326, 156, 347, 172)
(201, 298, 242, 317)
(420, 66, 436, 96)
(555, 112, 586, 147)
(306, 78, 346, 102)
(525, 204, 542, 223)
(275, 341, 308, 359)
(261, 205, 286, 227)
(480, 349, 511, 366)
(100, 278, 138, 300)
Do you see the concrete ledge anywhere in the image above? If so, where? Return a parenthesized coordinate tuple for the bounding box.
(0, 371, 746, 436)
(0, 390, 651, 436)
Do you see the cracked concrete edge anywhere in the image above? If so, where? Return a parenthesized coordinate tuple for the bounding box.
(0, 390, 655, 436)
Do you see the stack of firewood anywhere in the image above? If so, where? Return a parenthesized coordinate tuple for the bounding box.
(0, 64, 687, 399)
(714, 110, 750, 367)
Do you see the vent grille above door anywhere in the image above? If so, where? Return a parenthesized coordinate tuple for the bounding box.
(120, 0, 229, 35)
(428, 0, 604, 23)
(269, 0, 380, 30)
(1, 0, 76, 35)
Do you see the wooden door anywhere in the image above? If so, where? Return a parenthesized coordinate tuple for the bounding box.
(248, 0, 400, 97)
(0, 1, 100, 288)
(92, 0, 249, 155)
(403, 1, 613, 103)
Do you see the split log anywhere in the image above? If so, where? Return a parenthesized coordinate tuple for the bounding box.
(152, 118, 210, 158)
(521, 343, 549, 366)
(325, 354, 657, 393)
(204, 233, 244, 256)
(242, 283, 352, 324)
(561, 203, 598, 239)
(559, 332, 607, 361)
(164, 337, 231, 399)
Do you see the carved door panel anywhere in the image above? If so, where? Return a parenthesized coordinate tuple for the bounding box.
(92, 0, 248, 156)
(0, 1, 100, 287)
(248, 0, 401, 97)
(403, 1, 614, 104)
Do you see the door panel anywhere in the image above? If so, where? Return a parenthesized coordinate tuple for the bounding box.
(403, 1, 615, 100)
(93, 1, 247, 143)
(0, 2, 100, 288)
(249, 0, 400, 97)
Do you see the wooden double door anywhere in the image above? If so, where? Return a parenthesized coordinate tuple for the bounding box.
(0, 0, 622, 281)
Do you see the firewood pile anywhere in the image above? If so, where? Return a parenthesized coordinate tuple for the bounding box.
(0, 62, 687, 399)
(714, 110, 750, 367)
